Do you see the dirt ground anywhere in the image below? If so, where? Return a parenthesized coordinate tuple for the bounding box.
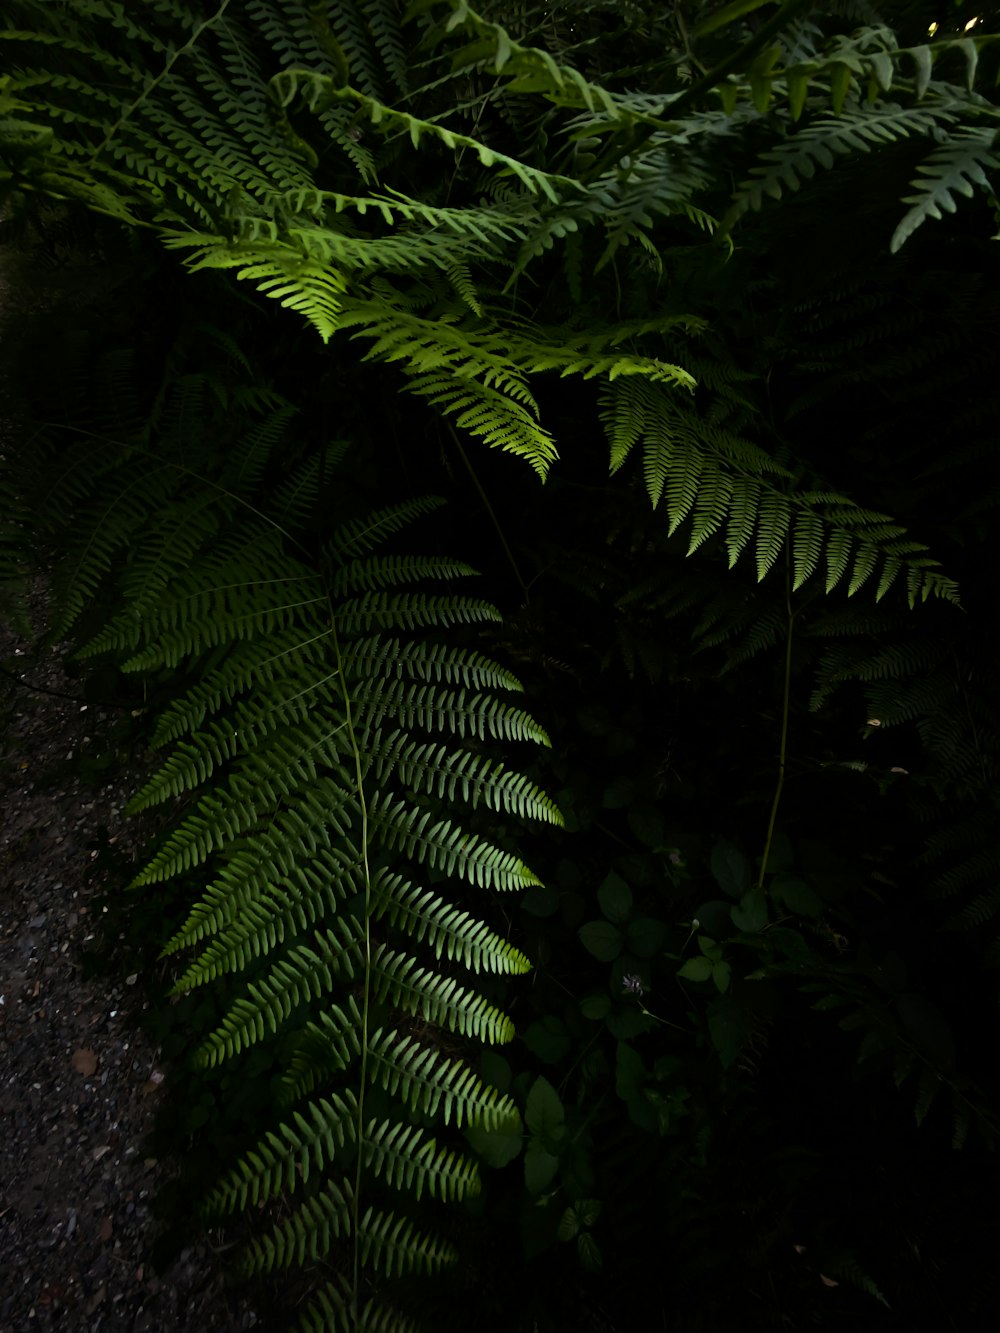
(0, 583, 267, 1332)
(0, 242, 264, 1331)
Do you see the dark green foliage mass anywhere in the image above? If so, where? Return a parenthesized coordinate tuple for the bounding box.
(3, 1, 1000, 1328)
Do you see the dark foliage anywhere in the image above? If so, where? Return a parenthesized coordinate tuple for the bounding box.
(3, 2, 1000, 1329)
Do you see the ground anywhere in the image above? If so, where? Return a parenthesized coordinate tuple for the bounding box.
(0, 245, 262, 1332)
(0, 586, 263, 1331)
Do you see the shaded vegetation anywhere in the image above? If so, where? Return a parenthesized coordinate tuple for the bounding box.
(3, 1, 1000, 1328)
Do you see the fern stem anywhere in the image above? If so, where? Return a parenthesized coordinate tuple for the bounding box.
(757, 579, 795, 890)
(581, 0, 816, 184)
(325, 598, 373, 1322)
(88, 0, 233, 169)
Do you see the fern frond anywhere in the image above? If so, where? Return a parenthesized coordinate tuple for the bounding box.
(242, 1179, 353, 1273)
(163, 234, 350, 342)
(370, 798, 542, 892)
(358, 1204, 458, 1277)
(204, 1092, 361, 1215)
(729, 104, 959, 225)
(891, 126, 1000, 252)
(373, 948, 516, 1043)
(365, 1027, 519, 1129)
(372, 870, 532, 974)
(271, 71, 579, 202)
(297, 1274, 421, 1333)
(372, 735, 562, 825)
(361, 1118, 480, 1202)
(193, 926, 365, 1066)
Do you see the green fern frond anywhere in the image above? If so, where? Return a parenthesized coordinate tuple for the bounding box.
(728, 104, 958, 225)
(204, 1091, 361, 1215)
(242, 1179, 353, 1273)
(271, 70, 577, 202)
(372, 870, 532, 974)
(361, 1118, 480, 1202)
(372, 734, 562, 824)
(891, 126, 1000, 252)
(599, 379, 956, 604)
(297, 1274, 421, 1333)
(193, 927, 365, 1066)
(370, 798, 542, 891)
(360, 676, 551, 744)
(358, 1204, 458, 1277)
(373, 948, 516, 1043)
(29, 344, 552, 1320)
(163, 234, 350, 341)
(365, 1027, 519, 1128)
(336, 590, 502, 635)
(408, 370, 558, 477)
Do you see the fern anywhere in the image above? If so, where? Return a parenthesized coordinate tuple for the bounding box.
(600, 377, 957, 605)
(2, 0, 982, 608)
(890, 125, 1000, 252)
(7, 4, 1000, 1324)
(728, 102, 958, 224)
(14, 335, 556, 1324)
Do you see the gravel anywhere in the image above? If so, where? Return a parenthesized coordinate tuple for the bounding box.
(1, 590, 265, 1332)
(1, 236, 267, 1331)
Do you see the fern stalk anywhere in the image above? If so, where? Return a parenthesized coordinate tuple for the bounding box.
(757, 572, 795, 890)
(324, 594, 373, 1321)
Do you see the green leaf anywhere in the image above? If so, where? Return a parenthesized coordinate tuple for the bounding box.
(787, 67, 810, 121)
(525, 1076, 565, 1140)
(719, 81, 740, 116)
(711, 839, 751, 898)
(580, 994, 611, 1020)
(910, 45, 933, 99)
(607, 1005, 655, 1039)
(731, 888, 768, 933)
(577, 1231, 602, 1271)
(465, 1118, 524, 1168)
(625, 916, 666, 957)
(766, 926, 810, 960)
(712, 960, 732, 994)
(697, 0, 774, 37)
(869, 51, 894, 92)
(829, 62, 852, 115)
(523, 1017, 571, 1064)
(693, 900, 735, 937)
(956, 37, 979, 92)
(524, 1143, 560, 1196)
(770, 872, 822, 918)
(749, 46, 783, 115)
(707, 994, 753, 1068)
(579, 920, 625, 961)
(678, 956, 713, 982)
(597, 871, 633, 923)
(557, 1205, 581, 1241)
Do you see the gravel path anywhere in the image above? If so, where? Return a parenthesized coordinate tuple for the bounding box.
(1, 237, 265, 1331)
(0, 594, 263, 1331)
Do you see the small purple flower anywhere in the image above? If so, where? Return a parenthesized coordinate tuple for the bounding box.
(622, 973, 644, 998)
(668, 849, 684, 867)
